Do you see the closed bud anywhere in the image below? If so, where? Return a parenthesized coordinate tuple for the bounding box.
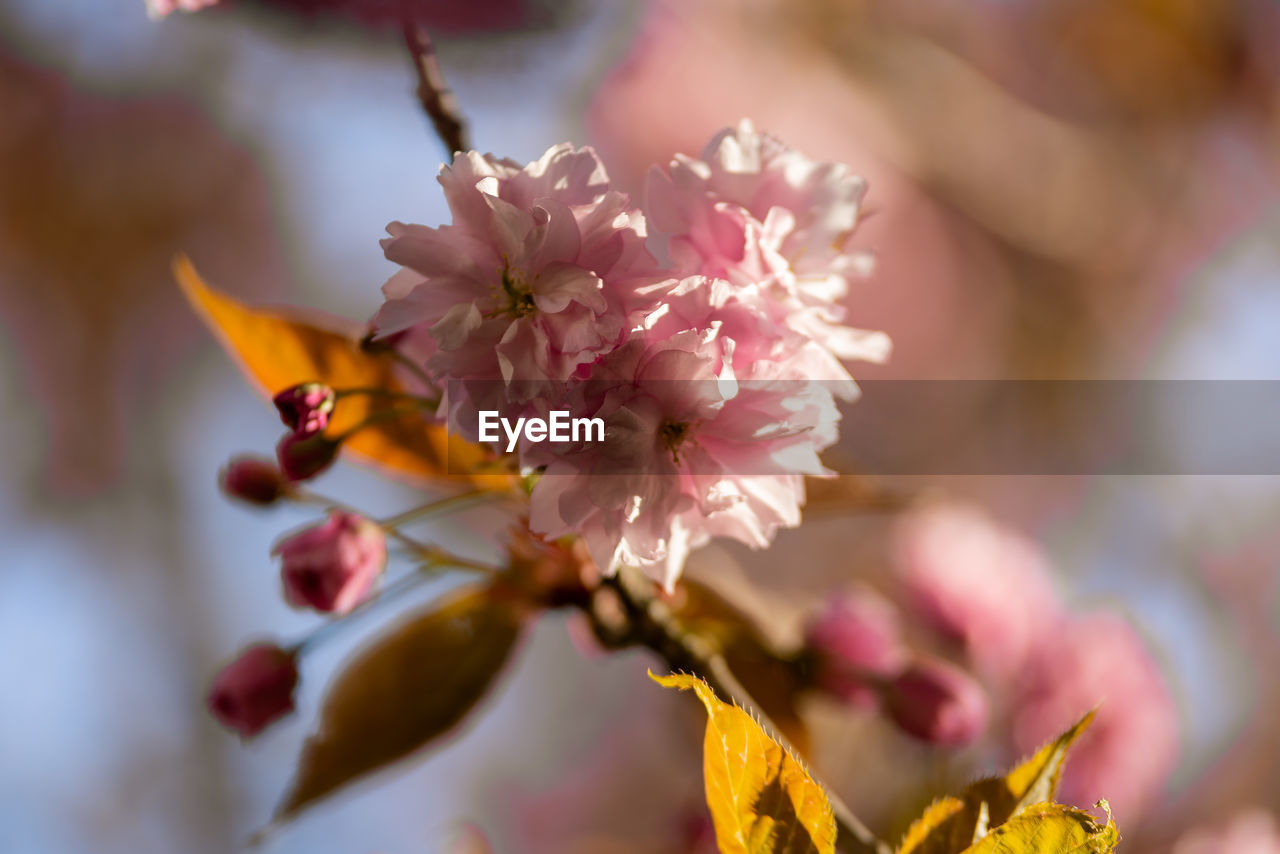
(273, 382, 336, 436)
(219, 455, 287, 505)
(206, 642, 298, 738)
(883, 658, 988, 747)
(276, 431, 340, 482)
(803, 590, 906, 708)
(274, 510, 387, 614)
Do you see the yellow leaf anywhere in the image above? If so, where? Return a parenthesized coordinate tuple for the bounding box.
(174, 254, 509, 489)
(650, 671, 835, 854)
(959, 803, 1118, 854)
(896, 798, 975, 854)
(895, 712, 1099, 854)
(269, 586, 526, 828)
(964, 710, 1096, 830)
(672, 579, 810, 755)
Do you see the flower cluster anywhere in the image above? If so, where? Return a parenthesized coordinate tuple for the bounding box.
(373, 122, 889, 588)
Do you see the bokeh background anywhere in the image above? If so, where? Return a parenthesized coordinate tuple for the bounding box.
(3, 0, 1280, 852)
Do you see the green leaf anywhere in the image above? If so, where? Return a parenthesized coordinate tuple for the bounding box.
(959, 803, 1118, 854)
(268, 586, 526, 829)
(650, 671, 835, 854)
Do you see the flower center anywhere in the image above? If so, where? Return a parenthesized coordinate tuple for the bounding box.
(659, 419, 692, 463)
(500, 268, 537, 318)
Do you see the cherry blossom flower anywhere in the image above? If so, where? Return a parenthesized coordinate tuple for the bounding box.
(645, 120, 891, 368)
(206, 642, 298, 738)
(882, 658, 989, 747)
(144, 0, 218, 18)
(219, 455, 287, 506)
(1173, 810, 1280, 854)
(273, 511, 387, 614)
(372, 145, 657, 404)
(273, 382, 336, 437)
(893, 504, 1063, 677)
(804, 588, 907, 707)
(528, 318, 838, 590)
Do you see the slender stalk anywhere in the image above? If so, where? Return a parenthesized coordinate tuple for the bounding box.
(289, 488, 500, 574)
(601, 565, 892, 854)
(400, 16, 470, 156)
(378, 489, 510, 529)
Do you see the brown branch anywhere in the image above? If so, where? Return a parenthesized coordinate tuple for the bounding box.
(594, 565, 892, 854)
(400, 18, 470, 157)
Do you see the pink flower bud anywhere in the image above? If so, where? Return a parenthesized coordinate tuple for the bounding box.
(272, 382, 336, 436)
(219, 455, 287, 505)
(803, 590, 906, 708)
(274, 511, 387, 614)
(882, 659, 988, 747)
(206, 642, 298, 738)
(276, 431, 340, 482)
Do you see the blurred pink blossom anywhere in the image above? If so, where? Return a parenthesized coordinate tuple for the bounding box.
(218, 455, 287, 506)
(273, 510, 387, 614)
(646, 120, 889, 369)
(1011, 611, 1179, 823)
(883, 658, 989, 747)
(272, 382, 335, 437)
(206, 642, 298, 738)
(1172, 810, 1280, 854)
(144, 0, 218, 18)
(803, 588, 906, 707)
(893, 504, 1063, 677)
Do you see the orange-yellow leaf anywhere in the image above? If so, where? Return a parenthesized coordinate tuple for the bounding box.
(897, 798, 975, 854)
(651, 671, 835, 854)
(959, 802, 1118, 854)
(175, 254, 508, 489)
(269, 586, 526, 829)
(963, 710, 1096, 830)
(672, 579, 810, 755)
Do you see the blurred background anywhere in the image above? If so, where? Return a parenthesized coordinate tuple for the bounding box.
(2, 0, 1280, 852)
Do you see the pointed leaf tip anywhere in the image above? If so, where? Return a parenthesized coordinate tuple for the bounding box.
(652, 671, 835, 854)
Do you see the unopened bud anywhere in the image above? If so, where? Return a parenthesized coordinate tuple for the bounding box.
(276, 431, 340, 482)
(206, 641, 298, 738)
(219, 455, 287, 505)
(273, 382, 336, 436)
(883, 658, 988, 747)
(803, 590, 906, 708)
(275, 511, 387, 614)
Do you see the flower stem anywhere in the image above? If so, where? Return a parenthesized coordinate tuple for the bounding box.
(378, 489, 511, 529)
(289, 488, 502, 574)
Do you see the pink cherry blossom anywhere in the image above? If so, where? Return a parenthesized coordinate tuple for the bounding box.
(371, 145, 657, 402)
(1173, 811, 1280, 854)
(1010, 611, 1179, 823)
(144, 0, 217, 18)
(893, 504, 1063, 677)
(219, 455, 287, 506)
(206, 642, 298, 738)
(883, 658, 989, 747)
(527, 316, 838, 590)
(273, 511, 387, 614)
(646, 120, 891, 367)
(272, 382, 335, 437)
(804, 588, 907, 707)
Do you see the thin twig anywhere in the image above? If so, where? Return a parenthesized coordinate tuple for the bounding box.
(400, 17, 470, 157)
(600, 566, 893, 854)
